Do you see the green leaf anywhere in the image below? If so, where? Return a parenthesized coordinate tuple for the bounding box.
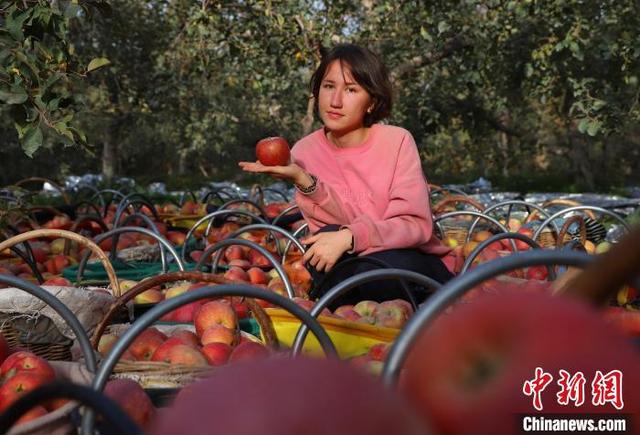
(586, 121, 600, 136)
(437, 21, 450, 34)
(6, 8, 31, 41)
(577, 118, 589, 134)
(21, 124, 43, 157)
(87, 57, 110, 72)
(0, 86, 28, 104)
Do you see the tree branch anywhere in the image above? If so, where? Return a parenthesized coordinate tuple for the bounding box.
(390, 34, 473, 84)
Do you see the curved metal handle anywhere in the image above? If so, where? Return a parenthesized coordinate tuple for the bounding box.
(292, 268, 442, 356)
(223, 223, 306, 262)
(381, 250, 594, 386)
(218, 199, 268, 219)
(0, 274, 97, 373)
(282, 223, 310, 263)
(195, 238, 295, 299)
(0, 382, 141, 435)
(112, 212, 168, 273)
(434, 210, 510, 244)
(90, 189, 126, 217)
(180, 209, 268, 263)
(460, 232, 552, 279)
(311, 256, 420, 311)
(270, 204, 300, 228)
(112, 193, 160, 226)
(468, 200, 557, 236)
(262, 187, 290, 203)
(0, 229, 121, 297)
(76, 227, 185, 293)
(178, 190, 198, 207)
(90, 271, 229, 349)
(64, 214, 110, 256)
(532, 206, 630, 243)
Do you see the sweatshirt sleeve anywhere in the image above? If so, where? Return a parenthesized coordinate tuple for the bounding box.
(293, 179, 351, 225)
(345, 134, 436, 253)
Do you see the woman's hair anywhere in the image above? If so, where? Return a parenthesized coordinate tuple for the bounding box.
(310, 44, 392, 126)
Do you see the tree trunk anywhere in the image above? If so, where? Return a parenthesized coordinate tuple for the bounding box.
(101, 122, 119, 183)
(301, 97, 315, 136)
(567, 133, 595, 190)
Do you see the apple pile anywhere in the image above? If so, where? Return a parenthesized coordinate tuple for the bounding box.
(0, 346, 60, 427)
(100, 301, 270, 367)
(348, 343, 391, 376)
(332, 299, 413, 329)
(127, 280, 252, 321)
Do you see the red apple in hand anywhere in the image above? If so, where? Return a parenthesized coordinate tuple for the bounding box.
(256, 137, 291, 166)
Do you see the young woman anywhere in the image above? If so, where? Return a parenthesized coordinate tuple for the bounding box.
(240, 44, 453, 305)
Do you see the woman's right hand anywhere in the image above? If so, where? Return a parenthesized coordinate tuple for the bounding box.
(238, 161, 313, 187)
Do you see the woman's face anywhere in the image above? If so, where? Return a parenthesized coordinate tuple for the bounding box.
(317, 60, 373, 135)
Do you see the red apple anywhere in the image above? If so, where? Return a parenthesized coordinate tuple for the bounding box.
(150, 357, 429, 435)
(224, 266, 250, 283)
(367, 343, 390, 362)
(0, 371, 52, 411)
(97, 334, 118, 357)
(164, 282, 191, 299)
(232, 300, 250, 319)
(0, 333, 8, 366)
(151, 337, 196, 362)
(247, 267, 269, 285)
(202, 343, 233, 366)
(104, 379, 155, 429)
(128, 328, 167, 361)
(228, 259, 252, 269)
(200, 325, 238, 346)
(334, 306, 361, 322)
(256, 137, 291, 167)
(164, 344, 208, 366)
(194, 301, 239, 337)
(224, 246, 245, 262)
(249, 250, 274, 268)
(0, 352, 55, 381)
(228, 342, 270, 364)
(166, 230, 186, 246)
(171, 330, 200, 348)
(353, 300, 379, 318)
(374, 303, 406, 329)
(134, 289, 164, 304)
(43, 276, 72, 286)
(14, 405, 48, 425)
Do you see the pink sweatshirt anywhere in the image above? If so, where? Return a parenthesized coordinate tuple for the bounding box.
(291, 124, 450, 257)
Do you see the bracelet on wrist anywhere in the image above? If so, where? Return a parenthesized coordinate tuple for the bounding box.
(295, 174, 318, 195)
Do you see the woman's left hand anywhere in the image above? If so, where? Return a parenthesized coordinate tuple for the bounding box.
(301, 229, 352, 273)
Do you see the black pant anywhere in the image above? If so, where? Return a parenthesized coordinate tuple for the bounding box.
(307, 225, 454, 309)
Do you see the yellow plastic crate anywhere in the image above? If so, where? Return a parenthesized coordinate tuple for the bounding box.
(265, 308, 400, 358)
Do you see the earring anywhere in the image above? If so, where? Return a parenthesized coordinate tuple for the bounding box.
(367, 107, 373, 114)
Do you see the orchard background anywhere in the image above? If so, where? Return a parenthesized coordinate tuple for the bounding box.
(1, 0, 639, 191)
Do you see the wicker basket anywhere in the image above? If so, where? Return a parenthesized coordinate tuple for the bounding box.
(104, 310, 275, 389)
(91, 271, 280, 388)
(0, 229, 121, 296)
(0, 317, 71, 361)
